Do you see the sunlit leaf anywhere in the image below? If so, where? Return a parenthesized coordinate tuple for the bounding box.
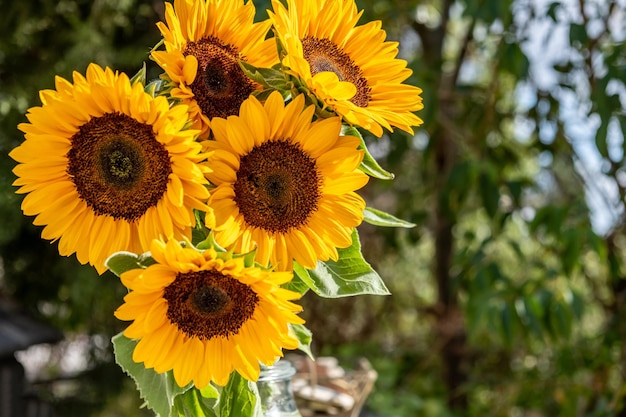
(363, 206, 415, 228)
(218, 372, 262, 417)
(173, 388, 218, 417)
(289, 323, 314, 359)
(130, 62, 147, 86)
(305, 230, 390, 298)
(105, 252, 155, 277)
(285, 263, 314, 295)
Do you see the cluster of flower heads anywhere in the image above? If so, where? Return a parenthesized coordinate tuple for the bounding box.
(10, 0, 423, 389)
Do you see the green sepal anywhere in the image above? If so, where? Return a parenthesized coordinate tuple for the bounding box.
(363, 207, 416, 228)
(289, 323, 314, 360)
(232, 247, 258, 268)
(218, 372, 263, 417)
(192, 210, 211, 246)
(342, 126, 395, 180)
(195, 231, 227, 252)
(130, 63, 147, 86)
(298, 230, 390, 298)
(112, 333, 192, 417)
(239, 61, 293, 94)
(105, 251, 156, 277)
(145, 78, 168, 98)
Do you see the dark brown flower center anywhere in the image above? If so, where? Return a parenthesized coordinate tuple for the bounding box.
(302, 36, 371, 107)
(163, 269, 259, 340)
(234, 140, 321, 234)
(184, 36, 257, 119)
(67, 112, 172, 222)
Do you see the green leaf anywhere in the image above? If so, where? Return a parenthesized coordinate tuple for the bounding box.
(218, 372, 262, 417)
(173, 388, 218, 417)
(200, 383, 220, 401)
(595, 117, 609, 158)
(522, 295, 545, 340)
(112, 333, 191, 417)
(363, 206, 415, 228)
(306, 230, 390, 298)
(195, 231, 227, 252)
(546, 2, 561, 21)
(506, 180, 524, 207)
(130, 62, 147, 86)
(231, 247, 258, 268)
(501, 41, 530, 78)
(284, 263, 315, 295)
(619, 115, 626, 163)
(569, 22, 588, 46)
(479, 169, 500, 218)
(561, 228, 581, 275)
(500, 302, 515, 347)
(549, 299, 572, 339)
(239, 61, 291, 92)
(289, 323, 314, 359)
(105, 252, 155, 277)
(145, 79, 167, 97)
(342, 125, 395, 180)
(443, 161, 477, 216)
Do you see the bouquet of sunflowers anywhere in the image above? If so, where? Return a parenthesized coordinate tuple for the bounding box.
(9, 0, 423, 415)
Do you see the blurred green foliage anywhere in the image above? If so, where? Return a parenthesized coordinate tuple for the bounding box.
(1, 0, 625, 416)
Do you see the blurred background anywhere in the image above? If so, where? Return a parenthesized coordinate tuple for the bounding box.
(1, 0, 625, 416)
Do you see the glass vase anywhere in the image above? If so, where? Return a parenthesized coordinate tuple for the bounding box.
(257, 359, 302, 417)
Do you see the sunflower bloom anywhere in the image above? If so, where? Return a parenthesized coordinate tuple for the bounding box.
(10, 63, 210, 274)
(204, 91, 369, 271)
(151, 0, 277, 138)
(269, 0, 424, 137)
(114, 239, 303, 388)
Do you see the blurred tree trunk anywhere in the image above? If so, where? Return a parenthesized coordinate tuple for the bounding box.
(413, 0, 469, 409)
(433, 111, 467, 410)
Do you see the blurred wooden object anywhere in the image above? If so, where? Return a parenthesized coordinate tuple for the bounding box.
(287, 355, 377, 417)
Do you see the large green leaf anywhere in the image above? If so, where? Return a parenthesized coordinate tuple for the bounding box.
(300, 230, 390, 298)
(112, 333, 191, 417)
(218, 372, 262, 417)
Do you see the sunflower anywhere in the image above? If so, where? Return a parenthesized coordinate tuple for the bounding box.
(114, 238, 303, 388)
(10, 63, 210, 274)
(151, 0, 277, 138)
(203, 91, 369, 271)
(268, 0, 424, 137)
